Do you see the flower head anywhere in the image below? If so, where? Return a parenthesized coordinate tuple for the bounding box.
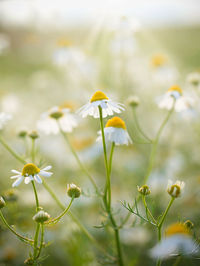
(137, 185, 151, 196)
(151, 54, 167, 68)
(67, 183, 81, 198)
(167, 180, 185, 198)
(37, 106, 77, 135)
(11, 163, 53, 187)
(150, 222, 198, 259)
(97, 116, 132, 145)
(33, 210, 50, 223)
(186, 72, 200, 87)
(0, 112, 12, 130)
(77, 91, 125, 118)
(157, 85, 194, 112)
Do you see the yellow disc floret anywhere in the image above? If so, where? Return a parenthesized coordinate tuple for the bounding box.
(165, 223, 190, 237)
(56, 38, 72, 47)
(22, 163, 40, 177)
(168, 85, 183, 95)
(106, 117, 126, 130)
(90, 91, 108, 103)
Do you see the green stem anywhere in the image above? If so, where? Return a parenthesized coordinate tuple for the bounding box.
(109, 142, 115, 176)
(132, 108, 152, 142)
(33, 223, 40, 258)
(0, 210, 33, 244)
(142, 196, 157, 224)
(31, 139, 35, 163)
(98, 106, 110, 209)
(36, 223, 44, 259)
(31, 181, 40, 212)
(0, 134, 26, 164)
(58, 122, 99, 194)
(173, 256, 181, 266)
(46, 196, 74, 224)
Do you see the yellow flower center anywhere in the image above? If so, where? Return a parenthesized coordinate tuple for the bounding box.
(22, 163, 40, 176)
(168, 184, 181, 197)
(168, 85, 183, 95)
(105, 117, 126, 130)
(56, 38, 72, 47)
(151, 54, 167, 67)
(90, 91, 108, 103)
(165, 223, 190, 237)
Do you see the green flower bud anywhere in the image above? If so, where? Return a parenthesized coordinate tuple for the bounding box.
(67, 183, 81, 198)
(18, 130, 27, 138)
(28, 130, 39, 139)
(184, 220, 194, 230)
(0, 196, 6, 209)
(33, 210, 50, 223)
(137, 185, 151, 196)
(127, 96, 140, 108)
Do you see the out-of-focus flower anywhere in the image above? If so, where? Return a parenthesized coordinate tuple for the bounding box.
(77, 91, 124, 118)
(127, 95, 140, 107)
(28, 130, 39, 139)
(157, 85, 194, 112)
(10, 163, 53, 187)
(0, 33, 10, 54)
(167, 180, 185, 198)
(37, 106, 77, 135)
(1, 94, 20, 114)
(0, 112, 12, 130)
(137, 185, 151, 196)
(151, 54, 168, 68)
(97, 116, 132, 145)
(67, 183, 81, 198)
(186, 72, 200, 87)
(150, 223, 198, 259)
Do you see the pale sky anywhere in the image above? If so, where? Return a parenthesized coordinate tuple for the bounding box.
(0, 0, 200, 29)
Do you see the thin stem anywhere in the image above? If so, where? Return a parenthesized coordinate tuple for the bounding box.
(0, 134, 26, 164)
(98, 106, 110, 209)
(46, 196, 74, 224)
(173, 256, 181, 266)
(36, 223, 44, 259)
(158, 197, 175, 235)
(0, 210, 33, 244)
(33, 223, 40, 259)
(31, 181, 40, 212)
(142, 196, 157, 224)
(109, 142, 115, 176)
(132, 107, 152, 142)
(31, 139, 35, 163)
(58, 122, 99, 194)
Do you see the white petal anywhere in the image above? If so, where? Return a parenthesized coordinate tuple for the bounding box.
(11, 170, 21, 174)
(24, 176, 33, 184)
(39, 170, 53, 177)
(42, 165, 52, 171)
(12, 176, 24, 187)
(10, 174, 21, 179)
(34, 175, 42, 184)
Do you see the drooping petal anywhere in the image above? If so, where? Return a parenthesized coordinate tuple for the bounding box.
(34, 175, 42, 184)
(12, 176, 24, 187)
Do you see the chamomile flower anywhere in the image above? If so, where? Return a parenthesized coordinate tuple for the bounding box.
(0, 112, 12, 130)
(11, 163, 53, 187)
(77, 91, 125, 118)
(97, 116, 132, 145)
(157, 85, 194, 112)
(150, 223, 198, 259)
(37, 106, 77, 135)
(167, 180, 185, 198)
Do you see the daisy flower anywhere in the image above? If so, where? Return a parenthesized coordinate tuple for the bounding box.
(167, 180, 185, 198)
(11, 163, 53, 187)
(97, 116, 132, 145)
(157, 85, 194, 112)
(77, 91, 125, 118)
(186, 72, 200, 87)
(150, 223, 198, 259)
(37, 106, 77, 135)
(0, 112, 12, 130)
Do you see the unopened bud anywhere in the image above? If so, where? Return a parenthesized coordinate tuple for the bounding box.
(137, 185, 151, 196)
(18, 130, 27, 138)
(28, 130, 39, 139)
(33, 210, 50, 223)
(0, 196, 6, 209)
(127, 96, 140, 108)
(67, 183, 81, 198)
(184, 220, 194, 230)
(167, 180, 185, 198)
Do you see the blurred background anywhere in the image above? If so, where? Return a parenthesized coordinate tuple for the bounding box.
(0, 0, 200, 265)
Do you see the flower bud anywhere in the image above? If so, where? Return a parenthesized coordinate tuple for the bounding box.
(137, 185, 151, 196)
(24, 258, 34, 265)
(127, 96, 140, 108)
(184, 220, 194, 230)
(67, 183, 81, 198)
(33, 210, 50, 223)
(187, 72, 200, 87)
(167, 180, 185, 198)
(18, 129, 27, 138)
(28, 130, 39, 139)
(3, 189, 18, 202)
(0, 196, 6, 209)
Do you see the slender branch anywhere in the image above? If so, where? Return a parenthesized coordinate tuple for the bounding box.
(142, 196, 157, 224)
(31, 181, 40, 212)
(33, 223, 40, 258)
(0, 210, 34, 244)
(36, 223, 44, 259)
